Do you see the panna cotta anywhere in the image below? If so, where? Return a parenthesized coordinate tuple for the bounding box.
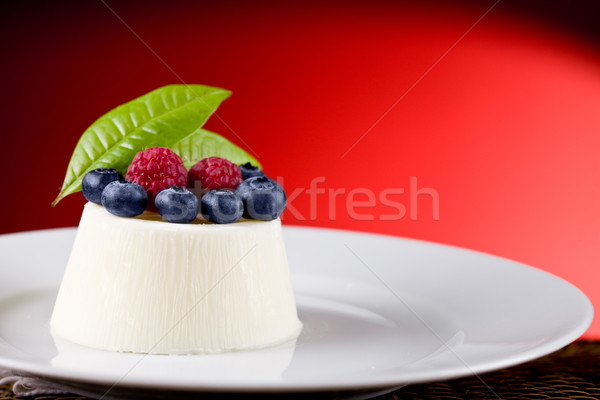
(50, 203, 302, 354)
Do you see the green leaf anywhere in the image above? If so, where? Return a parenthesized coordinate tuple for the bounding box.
(171, 129, 261, 170)
(52, 84, 232, 206)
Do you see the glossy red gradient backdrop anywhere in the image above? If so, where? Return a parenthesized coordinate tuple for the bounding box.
(1, 1, 599, 335)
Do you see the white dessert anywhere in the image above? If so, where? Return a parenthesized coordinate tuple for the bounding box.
(50, 202, 302, 354)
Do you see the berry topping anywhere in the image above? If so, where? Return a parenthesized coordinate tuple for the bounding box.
(235, 176, 286, 221)
(101, 181, 148, 217)
(187, 157, 242, 194)
(239, 162, 266, 180)
(81, 168, 123, 205)
(126, 147, 187, 211)
(201, 189, 244, 224)
(155, 186, 199, 224)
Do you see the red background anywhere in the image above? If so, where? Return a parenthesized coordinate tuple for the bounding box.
(1, 1, 599, 336)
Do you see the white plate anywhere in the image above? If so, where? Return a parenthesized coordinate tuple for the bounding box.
(0, 227, 592, 395)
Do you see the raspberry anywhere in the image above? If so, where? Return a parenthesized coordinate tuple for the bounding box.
(187, 157, 242, 194)
(126, 147, 187, 211)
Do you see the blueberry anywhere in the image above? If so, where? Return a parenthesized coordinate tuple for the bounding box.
(239, 162, 265, 180)
(82, 168, 123, 204)
(235, 176, 286, 220)
(201, 190, 244, 224)
(155, 186, 199, 223)
(101, 181, 148, 217)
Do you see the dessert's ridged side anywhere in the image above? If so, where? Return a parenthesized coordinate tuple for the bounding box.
(50, 203, 302, 354)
